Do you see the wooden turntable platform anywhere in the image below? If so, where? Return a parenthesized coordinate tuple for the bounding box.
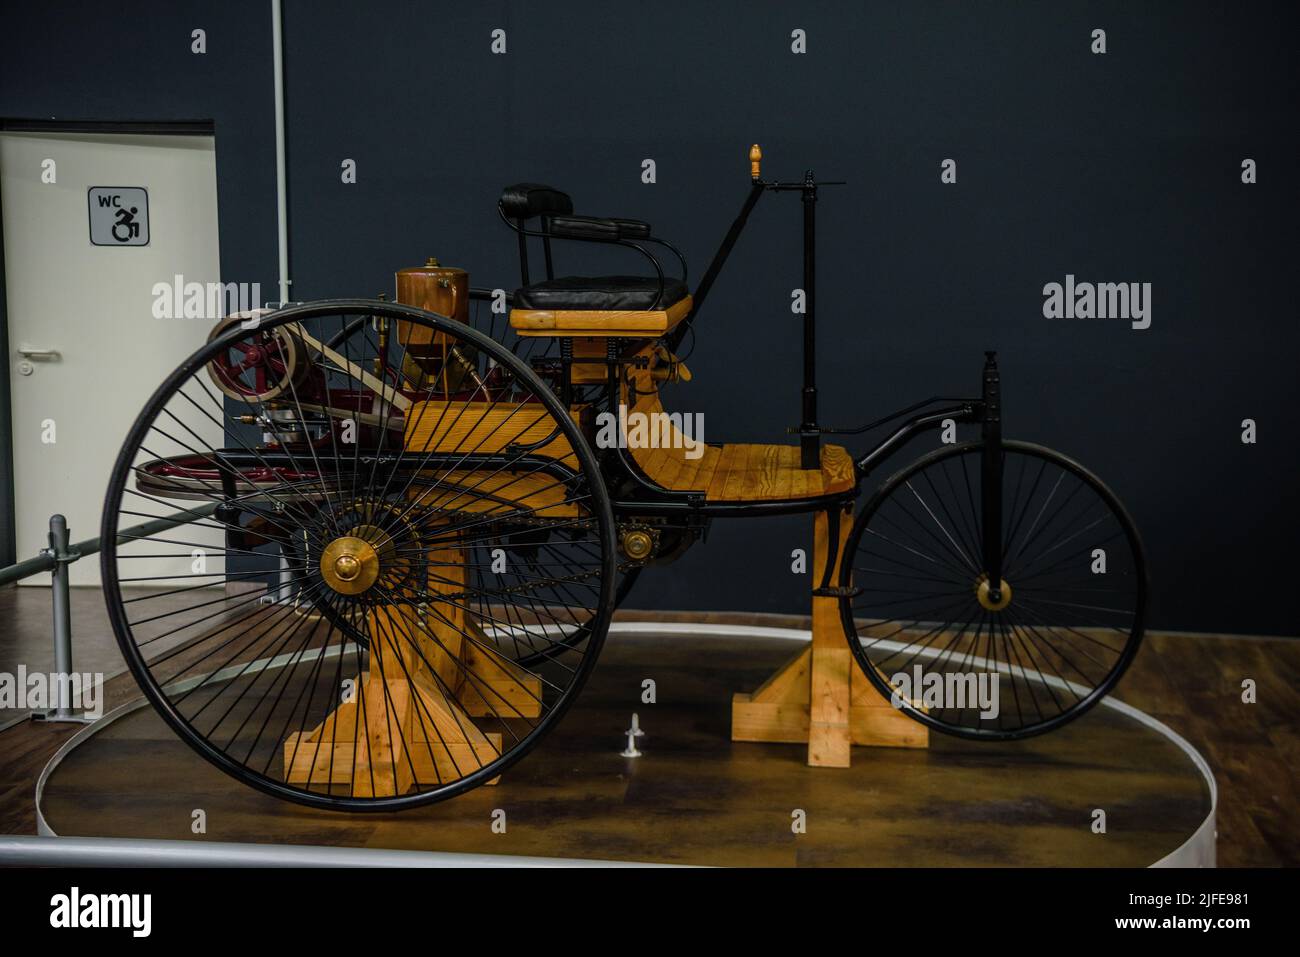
(36, 627, 1212, 867)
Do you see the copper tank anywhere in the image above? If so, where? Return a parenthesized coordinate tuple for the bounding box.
(394, 258, 475, 391)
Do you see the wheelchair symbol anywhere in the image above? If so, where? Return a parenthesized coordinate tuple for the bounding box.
(111, 206, 141, 243)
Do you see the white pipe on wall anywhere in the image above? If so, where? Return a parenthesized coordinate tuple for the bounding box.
(271, 0, 290, 304)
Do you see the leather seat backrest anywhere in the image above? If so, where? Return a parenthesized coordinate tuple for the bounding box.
(499, 183, 573, 220)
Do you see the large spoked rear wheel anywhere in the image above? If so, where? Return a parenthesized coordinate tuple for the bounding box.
(840, 440, 1147, 740)
(101, 300, 616, 810)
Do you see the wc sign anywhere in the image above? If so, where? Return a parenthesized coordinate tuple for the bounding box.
(88, 186, 149, 246)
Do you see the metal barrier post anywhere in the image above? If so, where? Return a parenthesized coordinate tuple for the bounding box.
(33, 514, 93, 724)
(0, 501, 220, 725)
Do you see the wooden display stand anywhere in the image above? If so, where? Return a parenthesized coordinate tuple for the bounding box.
(284, 534, 541, 796)
(732, 507, 928, 765)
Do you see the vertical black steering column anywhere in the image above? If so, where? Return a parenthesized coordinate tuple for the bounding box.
(799, 170, 820, 470)
(980, 351, 1003, 601)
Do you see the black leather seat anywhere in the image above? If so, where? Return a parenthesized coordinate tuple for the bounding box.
(514, 275, 689, 312)
(500, 183, 686, 312)
(548, 214, 652, 241)
(499, 183, 574, 220)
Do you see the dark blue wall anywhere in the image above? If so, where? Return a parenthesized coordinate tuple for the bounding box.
(4, 1, 1297, 635)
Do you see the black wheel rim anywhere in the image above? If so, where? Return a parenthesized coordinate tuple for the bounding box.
(101, 300, 616, 810)
(840, 440, 1147, 740)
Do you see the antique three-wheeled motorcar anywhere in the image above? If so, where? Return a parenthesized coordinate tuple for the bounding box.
(101, 146, 1147, 809)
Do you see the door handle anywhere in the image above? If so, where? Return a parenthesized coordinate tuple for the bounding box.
(16, 347, 61, 361)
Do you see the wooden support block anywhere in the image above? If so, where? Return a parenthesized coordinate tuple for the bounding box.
(415, 542, 466, 692)
(281, 427, 540, 796)
(285, 738, 503, 787)
(457, 630, 543, 719)
(283, 519, 516, 796)
(850, 704, 929, 749)
(284, 732, 353, 785)
(284, 671, 505, 792)
(358, 671, 415, 796)
(808, 509, 852, 768)
(403, 401, 580, 468)
(730, 693, 812, 743)
(850, 662, 930, 748)
(731, 647, 812, 743)
(808, 648, 852, 767)
(730, 507, 930, 765)
(509, 296, 694, 338)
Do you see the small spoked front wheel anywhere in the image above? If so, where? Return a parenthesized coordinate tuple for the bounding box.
(840, 440, 1147, 740)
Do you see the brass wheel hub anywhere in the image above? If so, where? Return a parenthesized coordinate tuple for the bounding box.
(975, 574, 1013, 612)
(620, 528, 656, 562)
(320, 536, 381, 595)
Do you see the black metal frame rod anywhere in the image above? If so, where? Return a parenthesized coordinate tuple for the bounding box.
(799, 170, 819, 470)
(980, 351, 1004, 600)
(0, 502, 221, 587)
(667, 180, 765, 352)
(852, 403, 982, 478)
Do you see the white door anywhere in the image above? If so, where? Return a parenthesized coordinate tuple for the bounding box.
(2, 131, 224, 585)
